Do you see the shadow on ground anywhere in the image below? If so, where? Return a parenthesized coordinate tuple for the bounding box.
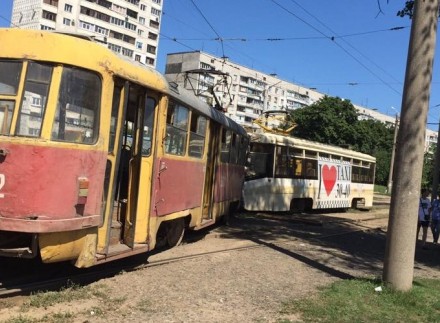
(200, 209, 440, 280)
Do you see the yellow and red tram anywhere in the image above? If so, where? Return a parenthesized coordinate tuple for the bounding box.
(0, 28, 248, 267)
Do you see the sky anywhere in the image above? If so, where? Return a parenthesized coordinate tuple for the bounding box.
(1, 0, 440, 130)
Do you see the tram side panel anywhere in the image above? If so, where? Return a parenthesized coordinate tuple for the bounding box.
(0, 142, 106, 228)
(150, 157, 205, 217)
(0, 141, 107, 261)
(214, 163, 245, 212)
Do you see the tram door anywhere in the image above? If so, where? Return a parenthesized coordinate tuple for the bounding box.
(202, 122, 220, 220)
(113, 83, 153, 248)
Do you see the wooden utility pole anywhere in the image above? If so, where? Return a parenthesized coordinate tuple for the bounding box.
(383, 0, 439, 291)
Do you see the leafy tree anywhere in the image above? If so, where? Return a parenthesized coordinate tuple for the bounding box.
(289, 96, 358, 147)
(397, 1, 414, 18)
(422, 144, 435, 189)
(374, 149, 392, 186)
(396, 0, 440, 18)
(287, 96, 395, 185)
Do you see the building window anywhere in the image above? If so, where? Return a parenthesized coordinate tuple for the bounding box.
(200, 62, 213, 70)
(136, 41, 143, 49)
(43, 0, 58, 6)
(63, 18, 71, 26)
(138, 29, 144, 36)
(135, 55, 141, 62)
(95, 25, 108, 35)
(148, 32, 157, 40)
(125, 21, 136, 31)
(110, 17, 124, 26)
(40, 25, 55, 30)
(121, 48, 134, 57)
(108, 43, 121, 53)
(146, 57, 155, 65)
(140, 4, 146, 11)
(32, 97, 42, 107)
(79, 20, 93, 31)
(151, 8, 161, 16)
(42, 10, 56, 22)
(139, 17, 145, 25)
(152, 0, 161, 4)
(64, 4, 73, 12)
(146, 45, 156, 54)
(149, 20, 159, 29)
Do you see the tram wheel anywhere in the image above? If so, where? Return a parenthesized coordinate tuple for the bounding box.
(166, 218, 185, 247)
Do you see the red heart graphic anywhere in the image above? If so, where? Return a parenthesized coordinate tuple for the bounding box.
(322, 165, 337, 196)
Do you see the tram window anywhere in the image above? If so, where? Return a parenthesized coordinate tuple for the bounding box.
(289, 148, 303, 157)
(51, 67, 101, 144)
(188, 112, 206, 158)
(246, 152, 270, 179)
(294, 158, 302, 176)
(352, 166, 361, 183)
(246, 143, 273, 179)
(238, 136, 249, 165)
(369, 164, 376, 184)
(305, 150, 317, 158)
(275, 146, 290, 177)
(142, 97, 156, 156)
(109, 85, 122, 153)
(304, 159, 318, 178)
(0, 101, 14, 135)
(229, 133, 238, 164)
(16, 62, 52, 137)
(165, 101, 188, 156)
(221, 129, 231, 163)
(0, 60, 21, 95)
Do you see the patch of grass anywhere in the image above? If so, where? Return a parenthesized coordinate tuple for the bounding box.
(374, 185, 389, 195)
(136, 298, 153, 313)
(21, 284, 90, 310)
(280, 278, 440, 323)
(41, 312, 74, 323)
(6, 312, 75, 323)
(4, 315, 35, 323)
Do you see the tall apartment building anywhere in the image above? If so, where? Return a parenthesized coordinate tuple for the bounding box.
(165, 51, 323, 130)
(10, 0, 163, 67)
(165, 51, 437, 149)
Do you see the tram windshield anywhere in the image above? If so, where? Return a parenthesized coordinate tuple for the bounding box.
(0, 60, 101, 143)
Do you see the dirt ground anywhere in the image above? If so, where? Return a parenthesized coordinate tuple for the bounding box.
(1, 196, 440, 323)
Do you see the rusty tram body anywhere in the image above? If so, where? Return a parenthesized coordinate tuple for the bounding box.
(0, 29, 248, 267)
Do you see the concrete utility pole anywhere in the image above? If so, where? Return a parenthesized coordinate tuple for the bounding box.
(383, 0, 439, 291)
(387, 114, 399, 194)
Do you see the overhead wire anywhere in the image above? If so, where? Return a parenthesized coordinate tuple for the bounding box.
(188, 0, 225, 58)
(287, 0, 403, 87)
(160, 26, 409, 42)
(270, 0, 402, 97)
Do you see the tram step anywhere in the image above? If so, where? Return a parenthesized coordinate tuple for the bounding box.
(194, 219, 215, 230)
(109, 221, 122, 245)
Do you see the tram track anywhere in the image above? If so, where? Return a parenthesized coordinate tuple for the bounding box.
(0, 213, 388, 298)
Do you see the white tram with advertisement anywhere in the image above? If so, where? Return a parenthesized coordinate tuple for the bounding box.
(243, 132, 376, 212)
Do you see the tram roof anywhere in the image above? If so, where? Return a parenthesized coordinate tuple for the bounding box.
(250, 132, 376, 162)
(165, 79, 248, 137)
(0, 28, 246, 137)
